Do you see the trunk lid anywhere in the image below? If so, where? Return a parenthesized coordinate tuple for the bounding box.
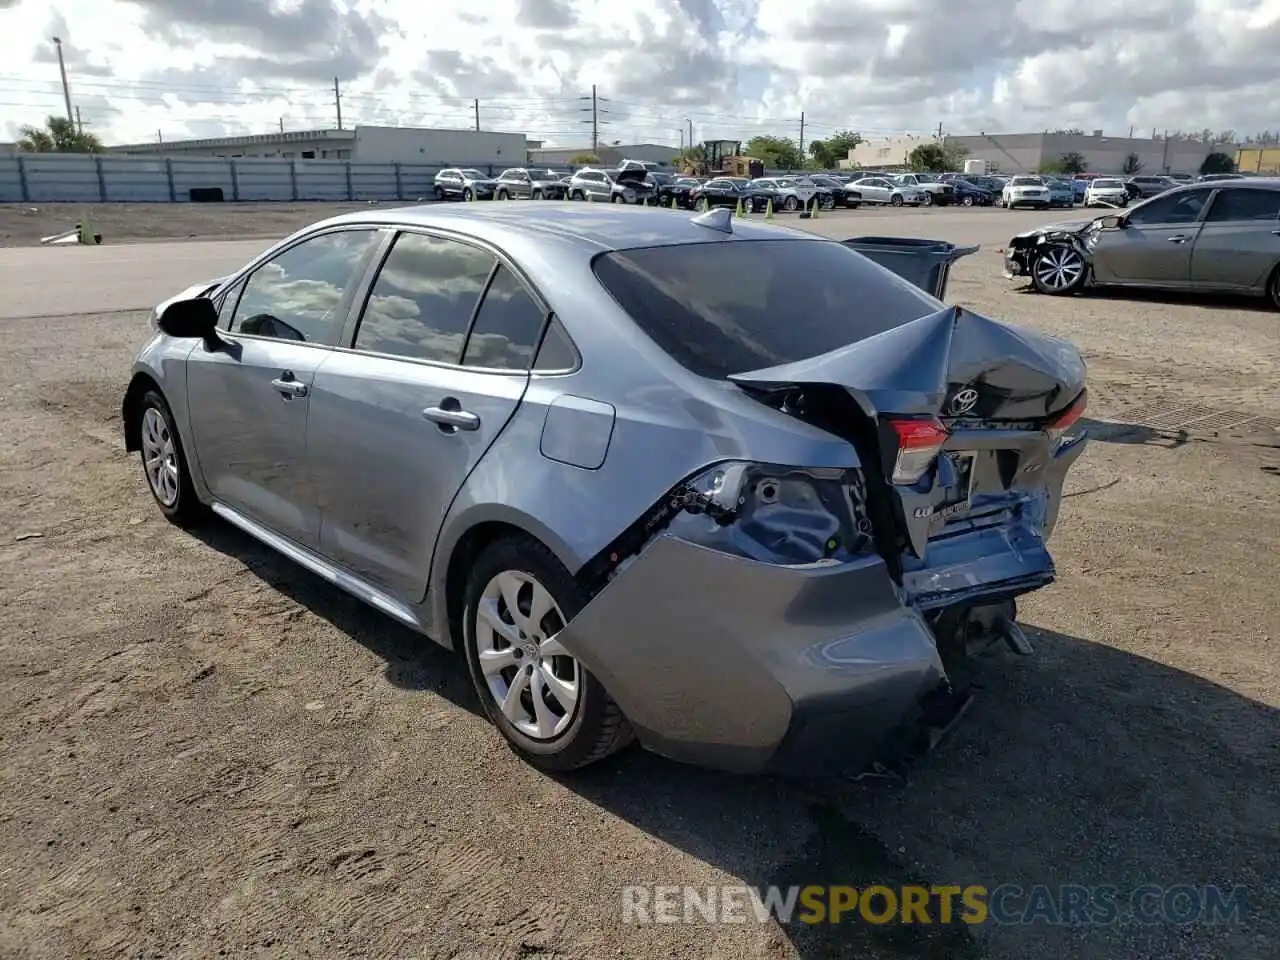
(729, 305, 1089, 609)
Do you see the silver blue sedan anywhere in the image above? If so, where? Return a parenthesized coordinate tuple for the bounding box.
(122, 203, 1089, 776)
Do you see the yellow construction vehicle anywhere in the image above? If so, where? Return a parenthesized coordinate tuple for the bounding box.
(680, 140, 765, 179)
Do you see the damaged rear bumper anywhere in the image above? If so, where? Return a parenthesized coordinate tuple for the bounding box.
(556, 537, 949, 776)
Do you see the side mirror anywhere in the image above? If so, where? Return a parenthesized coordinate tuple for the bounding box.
(157, 297, 222, 347)
(1098, 214, 1125, 229)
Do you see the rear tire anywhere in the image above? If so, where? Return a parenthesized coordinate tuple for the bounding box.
(1267, 264, 1280, 311)
(136, 389, 206, 528)
(571, 190, 584, 201)
(1031, 244, 1088, 296)
(433, 185, 445, 201)
(962, 195, 975, 207)
(462, 535, 634, 772)
(496, 189, 510, 201)
(463, 187, 474, 202)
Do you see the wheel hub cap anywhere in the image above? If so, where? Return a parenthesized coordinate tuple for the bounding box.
(474, 570, 580, 741)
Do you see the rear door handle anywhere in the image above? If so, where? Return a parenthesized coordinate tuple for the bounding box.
(423, 404, 480, 432)
(270, 373, 308, 398)
(1167, 235, 1188, 243)
(1271, 230, 1280, 236)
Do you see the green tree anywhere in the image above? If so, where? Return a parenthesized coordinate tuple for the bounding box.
(570, 153, 601, 165)
(17, 115, 104, 153)
(808, 129, 864, 169)
(908, 142, 949, 172)
(1199, 152, 1236, 175)
(745, 135, 803, 170)
(1056, 151, 1086, 174)
(1121, 152, 1144, 174)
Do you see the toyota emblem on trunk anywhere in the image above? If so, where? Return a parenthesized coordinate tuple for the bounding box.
(948, 387, 979, 416)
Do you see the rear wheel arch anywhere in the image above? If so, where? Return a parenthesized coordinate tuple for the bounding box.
(122, 372, 163, 452)
(443, 518, 584, 651)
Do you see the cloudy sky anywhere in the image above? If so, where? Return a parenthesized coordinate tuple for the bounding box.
(1, 0, 1277, 148)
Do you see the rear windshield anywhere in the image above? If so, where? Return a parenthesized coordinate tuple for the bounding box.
(1010, 177, 1042, 186)
(591, 239, 941, 379)
(1093, 179, 1122, 188)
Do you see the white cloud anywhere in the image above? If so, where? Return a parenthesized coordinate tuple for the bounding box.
(1, 0, 1277, 148)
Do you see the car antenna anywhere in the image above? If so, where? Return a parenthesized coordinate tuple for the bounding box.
(691, 206, 734, 234)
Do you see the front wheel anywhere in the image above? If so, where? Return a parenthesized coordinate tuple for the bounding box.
(496, 189, 510, 201)
(696, 196, 710, 212)
(1267, 265, 1280, 311)
(890, 194, 904, 207)
(463, 536, 634, 772)
(962, 195, 975, 207)
(1031, 244, 1088, 296)
(570, 190, 584, 201)
(921, 192, 934, 206)
(433, 185, 445, 201)
(462, 187, 474, 202)
(136, 390, 205, 527)
(783, 195, 799, 212)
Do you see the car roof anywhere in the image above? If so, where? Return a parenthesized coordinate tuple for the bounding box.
(319, 202, 815, 253)
(1164, 178, 1280, 194)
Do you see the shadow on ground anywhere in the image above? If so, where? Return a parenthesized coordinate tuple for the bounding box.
(559, 629, 1279, 960)
(184, 520, 1280, 960)
(1014, 283, 1275, 314)
(188, 520, 484, 717)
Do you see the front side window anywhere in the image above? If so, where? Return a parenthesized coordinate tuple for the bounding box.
(1127, 189, 1212, 225)
(592, 239, 940, 381)
(1204, 188, 1280, 222)
(461, 265, 548, 371)
(230, 229, 379, 344)
(353, 232, 495, 364)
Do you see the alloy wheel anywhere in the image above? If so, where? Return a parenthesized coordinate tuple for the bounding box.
(140, 406, 180, 507)
(473, 570, 580, 741)
(1034, 246, 1086, 292)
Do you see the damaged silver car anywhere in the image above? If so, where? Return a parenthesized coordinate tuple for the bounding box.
(122, 203, 1089, 776)
(1004, 179, 1280, 307)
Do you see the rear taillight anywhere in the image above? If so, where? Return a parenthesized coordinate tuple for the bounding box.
(889, 417, 949, 484)
(1047, 391, 1087, 441)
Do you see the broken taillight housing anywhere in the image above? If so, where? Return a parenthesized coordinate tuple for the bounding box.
(1046, 390, 1088, 443)
(888, 417, 949, 484)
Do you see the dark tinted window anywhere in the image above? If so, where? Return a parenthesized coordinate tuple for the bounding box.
(231, 229, 378, 343)
(354, 232, 495, 363)
(461, 265, 547, 370)
(1127, 189, 1212, 224)
(533, 319, 577, 372)
(592, 239, 940, 380)
(1205, 188, 1280, 222)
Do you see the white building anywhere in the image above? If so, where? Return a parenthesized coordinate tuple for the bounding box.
(109, 125, 530, 167)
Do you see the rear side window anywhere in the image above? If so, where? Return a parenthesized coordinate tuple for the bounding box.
(461, 265, 547, 370)
(1205, 188, 1280, 222)
(592, 239, 940, 380)
(354, 232, 496, 363)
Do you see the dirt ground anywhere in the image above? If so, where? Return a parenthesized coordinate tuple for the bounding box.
(0, 202, 409, 246)
(0, 205, 1277, 960)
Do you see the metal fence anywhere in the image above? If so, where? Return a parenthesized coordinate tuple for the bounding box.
(0, 153, 858, 204)
(0, 154, 510, 204)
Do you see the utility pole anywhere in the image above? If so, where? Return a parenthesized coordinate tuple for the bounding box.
(333, 77, 343, 130)
(75, 106, 83, 135)
(474, 98, 480, 131)
(578, 85, 608, 154)
(1161, 129, 1170, 172)
(686, 118, 693, 150)
(157, 129, 162, 144)
(798, 111, 805, 160)
(51, 36, 73, 124)
(936, 121, 944, 141)
(279, 117, 284, 133)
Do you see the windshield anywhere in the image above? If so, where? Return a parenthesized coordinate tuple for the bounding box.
(459, 169, 486, 179)
(647, 173, 673, 184)
(1093, 179, 1122, 188)
(591, 239, 941, 380)
(1011, 177, 1042, 186)
(913, 173, 940, 183)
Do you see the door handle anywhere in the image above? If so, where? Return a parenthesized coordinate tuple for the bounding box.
(270, 373, 308, 398)
(1166, 235, 1188, 243)
(1271, 230, 1280, 236)
(423, 403, 480, 432)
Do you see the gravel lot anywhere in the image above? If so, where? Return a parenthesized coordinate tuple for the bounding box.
(0, 203, 1277, 960)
